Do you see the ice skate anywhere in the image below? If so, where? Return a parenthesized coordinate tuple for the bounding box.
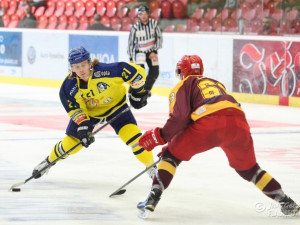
(147, 165, 157, 180)
(279, 195, 300, 215)
(32, 157, 52, 179)
(137, 188, 162, 219)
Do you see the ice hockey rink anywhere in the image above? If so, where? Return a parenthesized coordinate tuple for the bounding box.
(0, 83, 299, 225)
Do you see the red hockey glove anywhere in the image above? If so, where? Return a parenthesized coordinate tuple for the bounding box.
(139, 127, 166, 151)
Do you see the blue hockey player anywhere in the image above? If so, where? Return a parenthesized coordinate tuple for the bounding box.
(32, 46, 155, 179)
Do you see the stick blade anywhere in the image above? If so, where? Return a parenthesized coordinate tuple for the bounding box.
(109, 189, 126, 197)
(8, 181, 25, 192)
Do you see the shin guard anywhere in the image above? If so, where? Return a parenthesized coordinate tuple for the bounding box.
(153, 149, 182, 190)
(236, 163, 285, 201)
(118, 124, 154, 167)
(49, 135, 83, 162)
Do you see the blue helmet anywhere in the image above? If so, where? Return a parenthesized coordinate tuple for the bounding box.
(68, 46, 90, 64)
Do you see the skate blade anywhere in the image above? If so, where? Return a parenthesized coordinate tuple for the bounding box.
(138, 209, 151, 219)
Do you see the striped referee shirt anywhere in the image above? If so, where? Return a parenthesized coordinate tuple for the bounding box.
(127, 18, 163, 61)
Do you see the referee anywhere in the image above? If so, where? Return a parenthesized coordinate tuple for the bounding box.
(127, 5, 163, 96)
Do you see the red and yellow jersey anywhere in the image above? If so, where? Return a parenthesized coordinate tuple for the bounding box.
(59, 62, 146, 125)
(161, 75, 244, 141)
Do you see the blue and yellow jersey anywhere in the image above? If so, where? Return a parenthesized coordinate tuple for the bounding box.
(59, 62, 146, 125)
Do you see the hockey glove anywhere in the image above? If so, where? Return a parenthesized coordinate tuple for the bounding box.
(129, 91, 149, 109)
(139, 127, 166, 151)
(77, 122, 95, 148)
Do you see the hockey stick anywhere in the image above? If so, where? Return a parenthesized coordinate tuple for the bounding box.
(109, 159, 160, 197)
(8, 106, 131, 192)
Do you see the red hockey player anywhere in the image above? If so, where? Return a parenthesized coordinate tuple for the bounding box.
(137, 54, 300, 218)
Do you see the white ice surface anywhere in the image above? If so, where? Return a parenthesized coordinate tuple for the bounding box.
(0, 84, 300, 225)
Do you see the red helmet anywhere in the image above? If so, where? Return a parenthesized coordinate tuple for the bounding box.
(176, 55, 204, 80)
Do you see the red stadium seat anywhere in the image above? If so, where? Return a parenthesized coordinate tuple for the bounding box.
(242, 8, 256, 22)
(223, 18, 236, 31)
(253, 1, 262, 12)
(57, 15, 68, 30)
(186, 18, 197, 30)
(180, 0, 189, 6)
(271, 9, 284, 26)
(256, 9, 270, 20)
(96, 1, 106, 16)
(164, 24, 175, 32)
(100, 15, 110, 27)
(67, 15, 78, 30)
(205, 8, 218, 20)
(110, 16, 121, 30)
(121, 16, 132, 27)
(240, 2, 253, 14)
(293, 19, 300, 33)
(47, 15, 58, 29)
(161, 0, 172, 19)
(37, 15, 47, 29)
(230, 8, 242, 20)
(34, 6, 46, 19)
(78, 15, 89, 30)
(211, 18, 223, 31)
(285, 9, 298, 21)
(75, 1, 85, 18)
(151, 8, 161, 21)
(191, 8, 204, 20)
(117, 7, 128, 18)
(122, 23, 132, 31)
(7, 0, 18, 16)
(132, 17, 139, 25)
(218, 8, 229, 21)
(16, 5, 26, 17)
(149, 0, 160, 13)
(2, 14, 10, 27)
(176, 24, 187, 32)
(8, 14, 19, 28)
(267, 1, 276, 14)
(201, 26, 213, 32)
(245, 0, 257, 4)
(279, 19, 292, 34)
(243, 19, 252, 33)
(117, 0, 126, 10)
(128, 8, 138, 19)
(263, 0, 272, 4)
(106, 2, 116, 18)
(44, 6, 55, 17)
(190, 25, 200, 32)
(251, 18, 262, 33)
(54, 0, 65, 17)
(0, 0, 9, 10)
(172, 0, 185, 19)
(199, 18, 210, 28)
(65, 0, 75, 17)
(46, 0, 55, 8)
(89, 15, 95, 26)
(85, 0, 96, 17)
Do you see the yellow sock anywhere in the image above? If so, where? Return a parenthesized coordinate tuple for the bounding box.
(49, 135, 83, 162)
(118, 124, 154, 167)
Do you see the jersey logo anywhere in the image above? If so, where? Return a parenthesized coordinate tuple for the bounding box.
(169, 92, 175, 104)
(130, 74, 144, 87)
(97, 82, 110, 93)
(93, 70, 111, 78)
(69, 83, 78, 96)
